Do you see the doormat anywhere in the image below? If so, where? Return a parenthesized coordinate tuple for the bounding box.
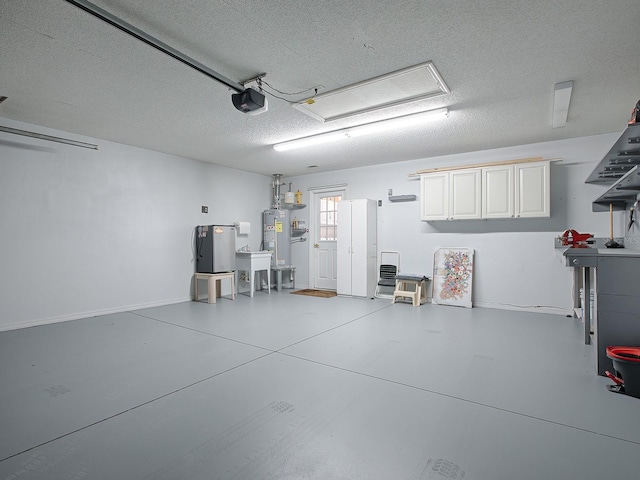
(290, 289, 337, 298)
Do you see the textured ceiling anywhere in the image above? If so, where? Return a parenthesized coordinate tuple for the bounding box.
(1, 0, 639, 176)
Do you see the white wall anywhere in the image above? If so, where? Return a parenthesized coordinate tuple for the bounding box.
(286, 132, 623, 315)
(0, 118, 272, 330)
(0, 117, 624, 327)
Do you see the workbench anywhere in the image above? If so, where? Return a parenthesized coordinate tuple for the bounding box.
(561, 244, 640, 375)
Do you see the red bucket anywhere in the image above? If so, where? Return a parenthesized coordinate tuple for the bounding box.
(606, 346, 640, 398)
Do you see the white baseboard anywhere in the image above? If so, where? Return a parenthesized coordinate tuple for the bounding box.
(0, 297, 191, 332)
(1, 296, 572, 332)
(472, 301, 572, 316)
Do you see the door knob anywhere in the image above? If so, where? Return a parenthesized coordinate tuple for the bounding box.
(314, 243, 319, 248)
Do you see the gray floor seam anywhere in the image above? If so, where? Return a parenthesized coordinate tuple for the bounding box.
(129, 311, 276, 353)
(272, 303, 394, 352)
(129, 303, 393, 354)
(274, 351, 640, 447)
(0, 350, 278, 464)
(4, 300, 637, 479)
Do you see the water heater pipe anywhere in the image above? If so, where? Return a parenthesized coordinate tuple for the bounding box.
(272, 174, 284, 209)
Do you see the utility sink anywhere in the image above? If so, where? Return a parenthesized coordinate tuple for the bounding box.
(235, 251, 272, 258)
(235, 251, 272, 297)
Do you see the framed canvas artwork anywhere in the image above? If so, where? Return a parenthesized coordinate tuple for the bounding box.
(432, 248, 474, 308)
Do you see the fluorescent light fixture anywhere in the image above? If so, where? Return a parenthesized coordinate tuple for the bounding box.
(552, 80, 573, 128)
(0, 125, 98, 149)
(293, 61, 450, 122)
(273, 107, 448, 152)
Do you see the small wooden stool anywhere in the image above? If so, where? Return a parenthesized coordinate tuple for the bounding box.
(194, 272, 236, 304)
(392, 274, 429, 306)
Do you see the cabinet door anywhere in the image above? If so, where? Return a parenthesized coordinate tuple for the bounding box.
(350, 200, 370, 297)
(336, 201, 352, 295)
(450, 169, 481, 220)
(482, 165, 514, 218)
(420, 172, 449, 220)
(364, 200, 378, 298)
(515, 161, 550, 218)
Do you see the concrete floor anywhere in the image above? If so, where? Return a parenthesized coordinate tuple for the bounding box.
(1, 292, 638, 479)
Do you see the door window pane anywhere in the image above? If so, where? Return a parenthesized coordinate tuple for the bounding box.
(319, 195, 342, 241)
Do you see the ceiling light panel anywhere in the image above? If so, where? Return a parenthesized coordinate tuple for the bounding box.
(293, 61, 450, 122)
(273, 107, 449, 152)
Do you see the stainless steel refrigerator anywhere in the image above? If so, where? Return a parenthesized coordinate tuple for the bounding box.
(195, 225, 236, 273)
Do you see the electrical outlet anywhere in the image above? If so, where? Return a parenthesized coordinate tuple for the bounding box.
(201, 206, 208, 213)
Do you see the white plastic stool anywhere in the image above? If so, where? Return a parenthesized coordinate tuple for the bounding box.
(194, 272, 236, 304)
(392, 274, 429, 306)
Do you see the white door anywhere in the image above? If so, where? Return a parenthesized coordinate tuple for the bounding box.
(310, 189, 345, 290)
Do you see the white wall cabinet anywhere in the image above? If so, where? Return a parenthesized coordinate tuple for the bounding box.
(420, 169, 481, 220)
(515, 161, 550, 218)
(337, 199, 377, 298)
(419, 172, 449, 220)
(422, 160, 550, 221)
(450, 169, 482, 219)
(482, 164, 515, 218)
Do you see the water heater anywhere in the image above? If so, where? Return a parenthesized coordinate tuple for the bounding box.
(263, 209, 291, 267)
